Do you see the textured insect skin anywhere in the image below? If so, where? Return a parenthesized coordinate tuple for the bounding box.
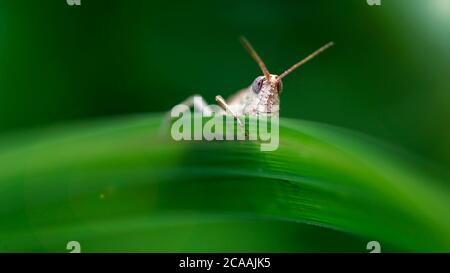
(227, 74, 281, 117)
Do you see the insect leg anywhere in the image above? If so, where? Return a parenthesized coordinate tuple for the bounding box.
(160, 95, 215, 135)
(215, 95, 244, 128)
(177, 95, 214, 116)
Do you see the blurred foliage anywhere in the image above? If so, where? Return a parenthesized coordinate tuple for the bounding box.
(0, 115, 449, 252)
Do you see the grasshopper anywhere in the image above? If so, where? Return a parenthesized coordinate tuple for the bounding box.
(170, 37, 333, 127)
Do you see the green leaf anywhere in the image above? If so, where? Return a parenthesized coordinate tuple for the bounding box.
(0, 114, 449, 252)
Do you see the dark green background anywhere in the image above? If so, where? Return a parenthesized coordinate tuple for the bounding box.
(0, 0, 449, 252)
(1, 0, 449, 167)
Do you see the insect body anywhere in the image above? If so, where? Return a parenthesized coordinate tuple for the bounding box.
(173, 37, 333, 126)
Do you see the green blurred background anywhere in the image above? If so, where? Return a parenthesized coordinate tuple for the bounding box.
(0, 0, 449, 252)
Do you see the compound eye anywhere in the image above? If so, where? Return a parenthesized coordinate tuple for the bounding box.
(276, 80, 283, 93)
(252, 76, 265, 94)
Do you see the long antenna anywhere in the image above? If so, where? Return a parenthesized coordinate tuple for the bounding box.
(277, 41, 334, 82)
(240, 36, 271, 81)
